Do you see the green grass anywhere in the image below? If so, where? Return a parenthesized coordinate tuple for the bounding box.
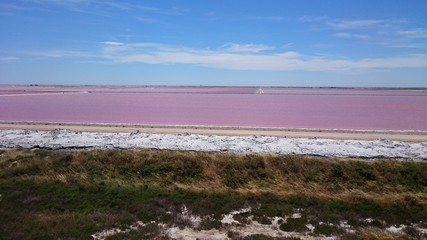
(279, 218, 308, 232)
(0, 149, 426, 239)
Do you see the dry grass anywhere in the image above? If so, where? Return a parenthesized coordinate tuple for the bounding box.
(0, 149, 426, 239)
(359, 228, 403, 240)
(1, 149, 425, 204)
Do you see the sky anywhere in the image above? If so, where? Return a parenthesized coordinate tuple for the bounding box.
(1, 0, 427, 87)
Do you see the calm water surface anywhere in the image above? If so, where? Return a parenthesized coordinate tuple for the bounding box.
(1, 86, 426, 131)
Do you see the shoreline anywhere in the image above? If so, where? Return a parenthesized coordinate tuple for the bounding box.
(2, 83, 427, 90)
(1, 121, 427, 142)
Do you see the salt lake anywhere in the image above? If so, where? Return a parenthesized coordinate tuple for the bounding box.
(1, 85, 426, 131)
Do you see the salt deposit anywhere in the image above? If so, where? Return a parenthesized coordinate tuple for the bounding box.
(92, 206, 338, 240)
(0, 129, 426, 159)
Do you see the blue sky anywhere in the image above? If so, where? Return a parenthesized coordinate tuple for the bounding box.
(1, 0, 427, 87)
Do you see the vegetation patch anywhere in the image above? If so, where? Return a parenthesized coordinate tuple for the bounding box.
(279, 218, 308, 232)
(0, 149, 426, 239)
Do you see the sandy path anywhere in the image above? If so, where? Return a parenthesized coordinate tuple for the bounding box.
(1, 122, 426, 142)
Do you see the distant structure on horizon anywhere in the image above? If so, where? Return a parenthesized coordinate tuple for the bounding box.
(256, 88, 264, 94)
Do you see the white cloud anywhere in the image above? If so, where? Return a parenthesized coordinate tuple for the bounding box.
(0, 2, 48, 12)
(0, 56, 19, 61)
(397, 29, 427, 38)
(102, 41, 124, 46)
(333, 32, 369, 40)
(28, 0, 156, 12)
(326, 19, 392, 29)
(24, 50, 91, 58)
(301, 16, 426, 49)
(116, 51, 303, 70)
(138, 6, 160, 12)
(104, 43, 427, 71)
(299, 16, 329, 23)
(0, 2, 33, 11)
(93, 1, 132, 10)
(219, 43, 274, 53)
(18, 42, 427, 72)
(300, 16, 403, 34)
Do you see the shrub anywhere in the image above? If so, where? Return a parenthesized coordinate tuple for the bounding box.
(279, 218, 308, 232)
(220, 154, 268, 188)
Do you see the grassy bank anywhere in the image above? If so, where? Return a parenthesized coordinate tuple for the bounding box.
(0, 149, 426, 239)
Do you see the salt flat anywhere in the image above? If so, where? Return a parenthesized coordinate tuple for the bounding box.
(1, 122, 427, 142)
(1, 129, 426, 159)
(1, 86, 426, 131)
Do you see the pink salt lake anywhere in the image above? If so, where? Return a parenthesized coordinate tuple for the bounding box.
(1, 86, 426, 131)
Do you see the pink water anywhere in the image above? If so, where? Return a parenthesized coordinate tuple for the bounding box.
(1, 86, 426, 131)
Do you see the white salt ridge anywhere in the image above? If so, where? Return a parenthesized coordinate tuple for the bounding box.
(92, 221, 153, 240)
(180, 205, 202, 227)
(164, 227, 228, 240)
(91, 204, 426, 240)
(386, 225, 406, 233)
(0, 129, 426, 159)
(339, 220, 355, 234)
(221, 207, 251, 225)
(92, 206, 338, 240)
(385, 224, 427, 235)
